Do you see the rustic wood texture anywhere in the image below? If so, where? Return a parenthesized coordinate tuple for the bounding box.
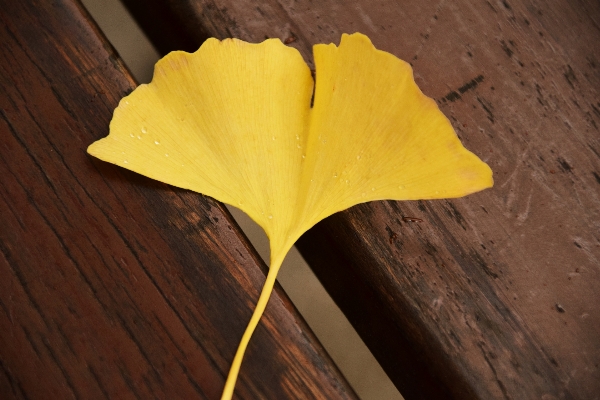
(0, 1, 360, 399)
(119, 0, 600, 399)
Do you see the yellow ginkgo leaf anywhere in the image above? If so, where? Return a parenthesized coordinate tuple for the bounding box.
(88, 33, 492, 399)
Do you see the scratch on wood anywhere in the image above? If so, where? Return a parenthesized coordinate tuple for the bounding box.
(458, 75, 485, 94)
(476, 97, 495, 123)
(591, 103, 600, 118)
(477, 342, 510, 399)
(516, 189, 532, 224)
(412, 0, 447, 59)
(354, 4, 377, 32)
(500, 40, 514, 58)
(441, 75, 484, 103)
(557, 157, 572, 173)
(386, 225, 398, 245)
(563, 65, 577, 88)
(443, 91, 461, 102)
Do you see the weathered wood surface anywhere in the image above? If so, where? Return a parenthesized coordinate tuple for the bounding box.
(0, 1, 359, 399)
(120, 0, 600, 399)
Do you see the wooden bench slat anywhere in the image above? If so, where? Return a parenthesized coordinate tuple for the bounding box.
(0, 1, 358, 398)
(119, 0, 600, 398)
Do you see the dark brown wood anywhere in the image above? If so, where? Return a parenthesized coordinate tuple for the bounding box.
(0, 1, 359, 399)
(119, 0, 600, 399)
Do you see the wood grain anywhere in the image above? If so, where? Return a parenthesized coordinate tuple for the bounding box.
(119, 0, 600, 398)
(0, 1, 358, 398)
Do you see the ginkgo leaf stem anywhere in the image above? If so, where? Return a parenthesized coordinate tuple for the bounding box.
(221, 254, 285, 400)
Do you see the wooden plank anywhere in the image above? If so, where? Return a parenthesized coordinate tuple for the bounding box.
(119, 0, 600, 399)
(0, 1, 359, 399)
